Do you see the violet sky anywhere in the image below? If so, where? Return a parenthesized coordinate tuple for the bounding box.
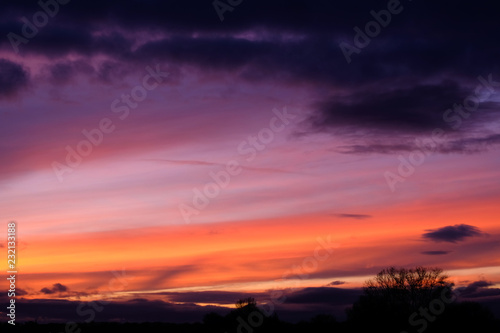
(1, 0, 500, 323)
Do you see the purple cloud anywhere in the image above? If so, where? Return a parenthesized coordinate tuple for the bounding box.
(40, 283, 69, 294)
(422, 224, 483, 243)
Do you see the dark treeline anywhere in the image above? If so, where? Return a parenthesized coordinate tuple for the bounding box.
(4, 267, 500, 333)
(3, 308, 499, 333)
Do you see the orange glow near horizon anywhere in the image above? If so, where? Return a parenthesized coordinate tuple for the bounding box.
(5, 198, 500, 302)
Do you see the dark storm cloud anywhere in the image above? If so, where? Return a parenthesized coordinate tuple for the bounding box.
(422, 224, 483, 243)
(10, 26, 133, 58)
(420, 251, 451, 256)
(40, 283, 68, 294)
(334, 132, 500, 155)
(47, 60, 94, 84)
(1, 0, 498, 85)
(0, 58, 29, 97)
(0, 1, 377, 35)
(1, 0, 499, 144)
(312, 82, 466, 133)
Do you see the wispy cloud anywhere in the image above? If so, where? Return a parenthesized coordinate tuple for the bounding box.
(334, 214, 372, 220)
(145, 159, 307, 175)
(420, 251, 451, 256)
(327, 280, 346, 286)
(335, 133, 500, 155)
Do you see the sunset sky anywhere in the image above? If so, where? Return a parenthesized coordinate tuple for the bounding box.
(1, 0, 500, 323)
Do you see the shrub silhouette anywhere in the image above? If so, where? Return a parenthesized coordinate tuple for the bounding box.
(203, 311, 226, 333)
(223, 297, 280, 333)
(4, 268, 499, 333)
(428, 301, 498, 333)
(235, 297, 257, 309)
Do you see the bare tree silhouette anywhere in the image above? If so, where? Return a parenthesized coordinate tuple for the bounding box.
(347, 266, 453, 332)
(364, 266, 451, 310)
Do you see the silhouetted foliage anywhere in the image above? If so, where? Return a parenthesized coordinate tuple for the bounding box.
(224, 297, 281, 333)
(346, 266, 498, 333)
(202, 312, 225, 333)
(3, 267, 500, 333)
(367, 266, 451, 309)
(235, 297, 257, 309)
(301, 314, 339, 333)
(348, 266, 452, 323)
(1, 310, 498, 333)
(427, 301, 498, 333)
